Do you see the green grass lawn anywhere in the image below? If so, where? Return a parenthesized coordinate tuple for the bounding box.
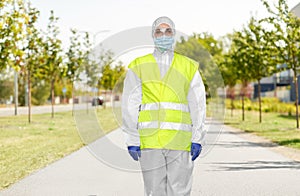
(0, 107, 120, 190)
(225, 109, 300, 150)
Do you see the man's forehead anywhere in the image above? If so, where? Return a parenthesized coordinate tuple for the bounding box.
(156, 23, 171, 29)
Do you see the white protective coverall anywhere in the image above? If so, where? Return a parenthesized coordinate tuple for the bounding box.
(121, 17, 206, 196)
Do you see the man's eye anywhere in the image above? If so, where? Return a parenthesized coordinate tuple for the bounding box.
(166, 28, 173, 33)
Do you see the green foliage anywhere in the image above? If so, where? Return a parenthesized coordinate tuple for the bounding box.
(261, 97, 280, 104)
(39, 10, 64, 117)
(77, 32, 103, 88)
(23, 3, 44, 78)
(217, 35, 239, 88)
(0, 78, 13, 104)
(53, 80, 72, 99)
(240, 17, 277, 81)
(112, 62, 126, 93)
(31, 80, 50, 105)
(0, 0, 27, 71)
(65, 29, 86, 83)
(175, 33, 224, 97)
(41, 10, 63, 81)
(99, 62, 125, 91)
(225, 98, 296, 114)
(233, 16, 279, 122)
(261, 0, 300, 68)
(98, 50, 125, 92)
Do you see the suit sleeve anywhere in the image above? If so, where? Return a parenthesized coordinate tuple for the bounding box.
(121, 69, 142, 146)
(187, 71, 206, 144)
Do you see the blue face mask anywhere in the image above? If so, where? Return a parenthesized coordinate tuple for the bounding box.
(154, 36, 174, 52)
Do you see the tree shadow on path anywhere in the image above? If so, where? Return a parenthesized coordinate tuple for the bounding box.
(206, 160, 300, 171)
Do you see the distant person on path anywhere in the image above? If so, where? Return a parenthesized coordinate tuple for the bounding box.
(122, 16, 206, 196)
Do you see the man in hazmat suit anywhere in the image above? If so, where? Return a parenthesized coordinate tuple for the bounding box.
(121, 16, 206, 196)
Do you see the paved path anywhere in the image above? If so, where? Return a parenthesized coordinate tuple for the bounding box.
(1, 123, 300, 196)
(0, 105, 73, 116)
(0, 103, 114, 116)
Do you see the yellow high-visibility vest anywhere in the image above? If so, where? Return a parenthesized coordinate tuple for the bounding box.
(128, 53, 199, 151)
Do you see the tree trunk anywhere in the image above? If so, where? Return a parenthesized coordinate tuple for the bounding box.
(85, 83, 89, 114)
(242, 93, 245, 121)
(241, 82, 247, 121)
(51, 79, 55, 118)
(294, 69, 299, 128)
(14, 70, 18, 115)
(111, 89, 113, 106)
(274, 73, 277, 98)
(103, 89, 107, 109)
(28, 70, 32, 123)
(72, 82, 74, 116)
(229, 86, 235, 117)
(231, 97, 234, 117)
(258, 79, 262, 123)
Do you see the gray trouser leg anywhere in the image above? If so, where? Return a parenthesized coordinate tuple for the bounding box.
(139, 149, 194, 196)
(140, 149, 167, 196)
(166, 150, 194, 196)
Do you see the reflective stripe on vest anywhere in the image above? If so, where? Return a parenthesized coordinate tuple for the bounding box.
(140, 102, 189, 113)
(138, 121, 192, 132)
(138, 109, 192, 124)
(128, 53, 199, 151)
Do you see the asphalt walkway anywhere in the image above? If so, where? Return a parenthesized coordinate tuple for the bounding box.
(0, 105, 73, 116)
(1, 123, 300, 196)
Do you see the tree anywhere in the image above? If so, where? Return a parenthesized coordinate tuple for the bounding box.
(65, 29, 86, 114)
(262, 0, 300, 127)
(0, 0, 14, 71)
(230, 31, 253, 121)
(31, 78, 50, 105)
(99, 61, 123, 92)
(99, 64, 113, 91)
(0, 1, 15, 104)
(41, 10, 63, 118)
(235, 17, 277, 122)
(22, 1, 44, 122)
(98, 53, 125, 108)
(97, 50, 113, 94)
(218, 34, 239, 116)
(1, 0, 28, 115)
(175, 34, 224, 99)
(77, 32, 103, 103)
(0, 70, 13, 104)
(112, 61, 126, 93)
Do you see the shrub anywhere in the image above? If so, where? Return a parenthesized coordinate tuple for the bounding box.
(225, 98, 297, 114)
(261, 97, 280, 104)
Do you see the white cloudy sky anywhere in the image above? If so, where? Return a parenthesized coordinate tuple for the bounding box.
(30, 0, 299, 46)
(28, 0, 299, 65)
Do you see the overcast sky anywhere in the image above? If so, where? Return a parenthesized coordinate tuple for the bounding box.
(29, 0, 299, 46)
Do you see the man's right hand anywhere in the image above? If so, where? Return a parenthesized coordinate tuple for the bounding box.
(191, 143, 202, 161)
(127, 146, 141, 161)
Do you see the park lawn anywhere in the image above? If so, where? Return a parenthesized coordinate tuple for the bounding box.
(97, 107, 121, 137)
(0, 107, 120, 190)
(225, 109, 300, 150)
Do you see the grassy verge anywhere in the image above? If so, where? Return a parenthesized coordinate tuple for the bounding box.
(0, 107, 120, 190)
(225, 109, 300, 150)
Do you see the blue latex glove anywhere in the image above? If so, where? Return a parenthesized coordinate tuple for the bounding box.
(191, 143, 202, 161)
(127, 146, 141, 161)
